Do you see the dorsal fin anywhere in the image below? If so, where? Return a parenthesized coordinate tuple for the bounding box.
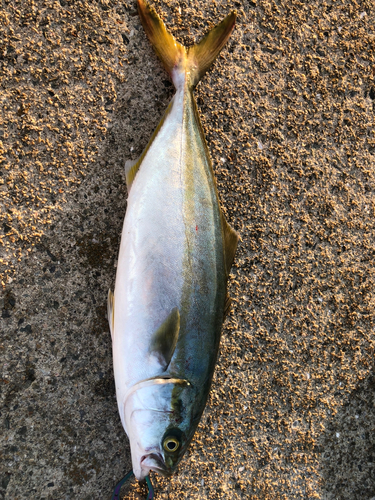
(221, 213, 238, 319)
(221, 212, 239, 278)
(223, 294, 232, 319)
(149, 307, 180, 370)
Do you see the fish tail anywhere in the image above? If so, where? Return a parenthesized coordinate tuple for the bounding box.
(137, 0, 236, 89)
(186, 12, 236, 87)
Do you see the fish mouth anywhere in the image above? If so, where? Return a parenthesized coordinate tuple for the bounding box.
(141, 453, 171, 477)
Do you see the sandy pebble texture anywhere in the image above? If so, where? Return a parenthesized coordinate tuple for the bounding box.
(1, 0, 375, 498)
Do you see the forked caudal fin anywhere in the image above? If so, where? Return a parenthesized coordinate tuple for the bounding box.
(137, 0, 236, 89)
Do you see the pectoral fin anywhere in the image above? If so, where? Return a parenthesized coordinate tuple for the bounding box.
(107, 289, 115, 341)
(149, 307, 180, 370)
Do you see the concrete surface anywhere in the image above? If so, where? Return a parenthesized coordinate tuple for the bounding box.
(1, 0, 375, 499)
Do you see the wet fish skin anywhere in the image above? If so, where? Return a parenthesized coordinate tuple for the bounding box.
(108, 0, 238, 481)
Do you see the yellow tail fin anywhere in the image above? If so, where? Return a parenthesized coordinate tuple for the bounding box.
(138, 0, 236, 88)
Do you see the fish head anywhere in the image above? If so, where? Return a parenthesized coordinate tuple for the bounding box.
(124, 378, 197, 480)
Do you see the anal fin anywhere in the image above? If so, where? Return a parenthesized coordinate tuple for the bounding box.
(125, 157, 141, 191)
(107, 289, 115, 341)
(124, 99, 174, 192)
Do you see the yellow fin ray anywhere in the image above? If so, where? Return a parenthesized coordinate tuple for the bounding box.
(138, 0, 236, 89)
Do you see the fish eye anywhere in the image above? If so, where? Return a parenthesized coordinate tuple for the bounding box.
(163, 436, 180, 453)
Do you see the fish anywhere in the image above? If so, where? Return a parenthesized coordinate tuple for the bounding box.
(108, 0, 238, 481)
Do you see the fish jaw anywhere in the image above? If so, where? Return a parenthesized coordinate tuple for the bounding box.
(126, 407, 168, 480)
(134, 448, 168, 480)
(136, 452, 170, 480)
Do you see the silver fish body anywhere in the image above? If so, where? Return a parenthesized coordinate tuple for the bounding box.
(108, 0, 238, 480)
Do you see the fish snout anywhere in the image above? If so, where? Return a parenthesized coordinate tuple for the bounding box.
(139, 452, 171, 478)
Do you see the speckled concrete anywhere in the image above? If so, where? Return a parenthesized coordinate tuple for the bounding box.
(1, 0, 375, 499)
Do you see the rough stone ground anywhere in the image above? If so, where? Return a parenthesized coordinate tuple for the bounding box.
(1, 0, 375, 499)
